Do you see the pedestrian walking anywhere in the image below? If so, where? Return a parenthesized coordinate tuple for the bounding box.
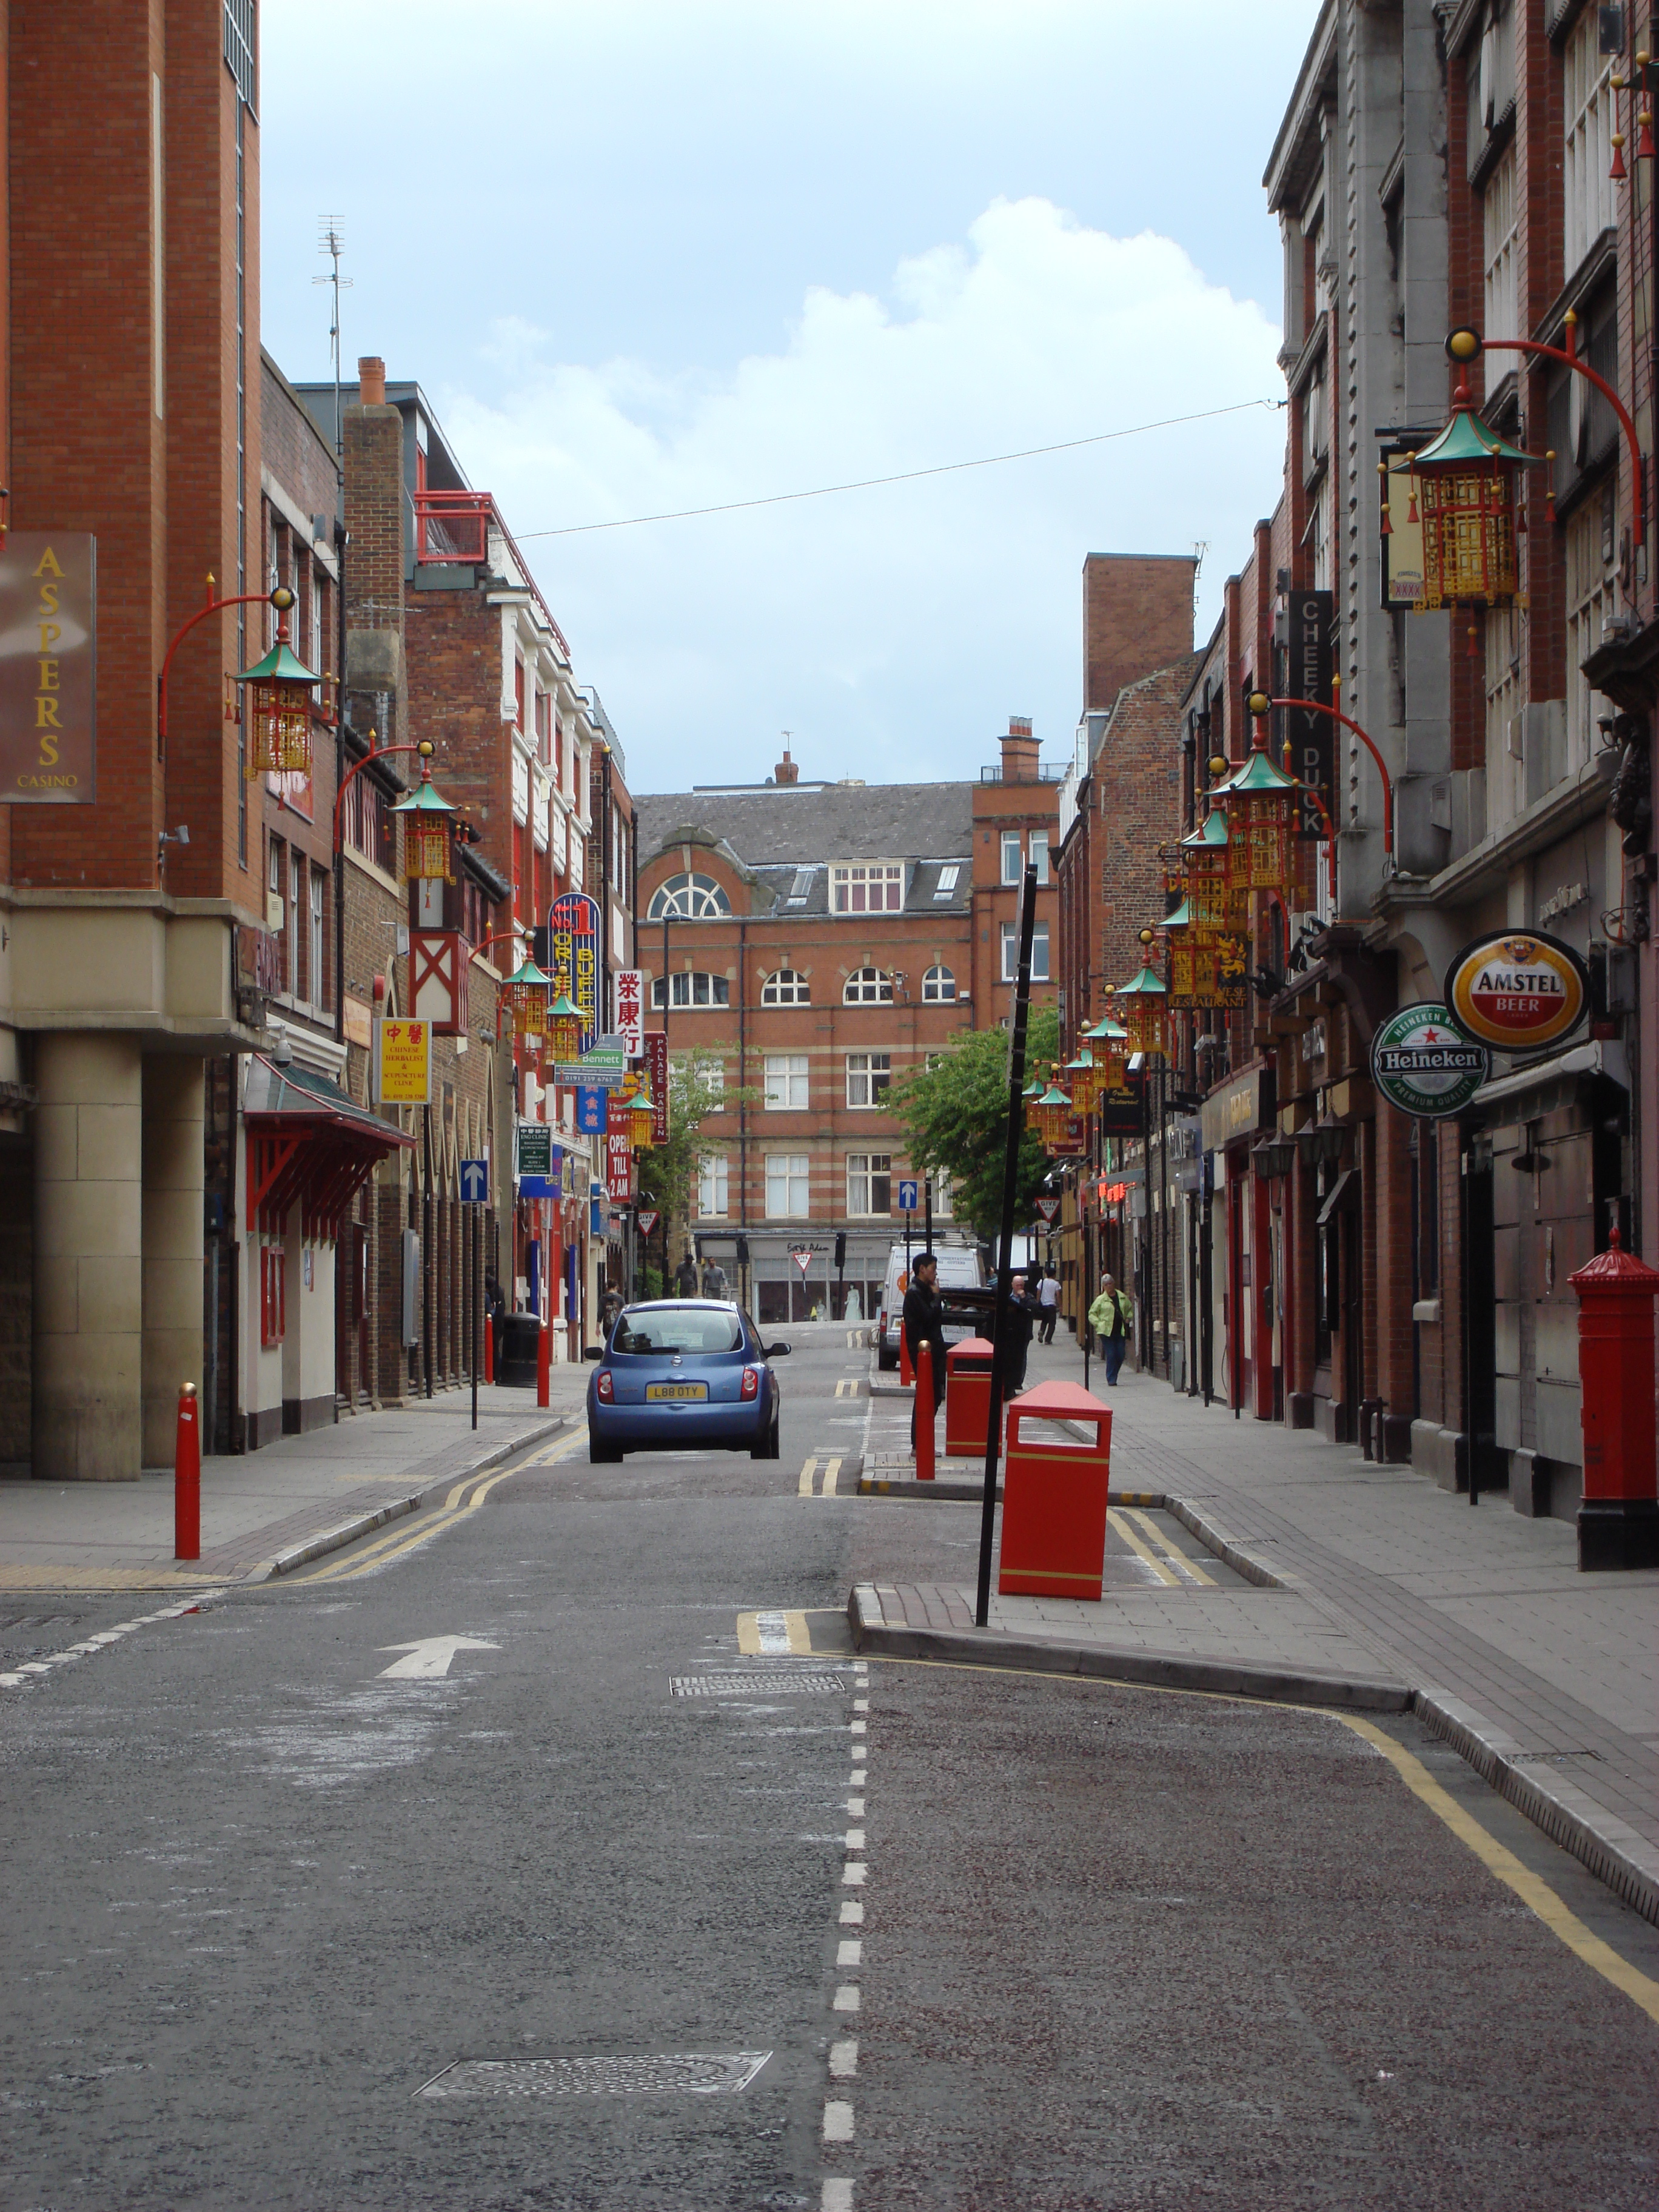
(674, 1250, 700, 1298)
(1087, 1275, 1134, 1386)
(902, 1251, 948, 1453)
(703, 1258, 728, 1301)
(484, 1270, 508, 1330)
(1004, 1272, 1037, 1395)
(1037, 1265, 1060, 1344)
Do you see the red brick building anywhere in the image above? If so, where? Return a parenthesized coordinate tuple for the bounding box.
(634, 727, 1060, 1322)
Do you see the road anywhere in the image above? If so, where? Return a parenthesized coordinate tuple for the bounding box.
(1, 1322, 1655, 2209)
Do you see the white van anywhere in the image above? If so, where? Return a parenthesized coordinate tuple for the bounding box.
(876, 1242, 987, 1369)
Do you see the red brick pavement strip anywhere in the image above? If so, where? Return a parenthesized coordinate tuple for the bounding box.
(1053, 1417, 1659, 1927)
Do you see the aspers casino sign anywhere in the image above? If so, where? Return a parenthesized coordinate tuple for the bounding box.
(1444, 931, 1589, 1054)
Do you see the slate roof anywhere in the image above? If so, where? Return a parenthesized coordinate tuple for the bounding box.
(634, 781, 974, 871)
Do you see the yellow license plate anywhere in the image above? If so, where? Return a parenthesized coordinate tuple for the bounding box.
(646, 1382, 708, 1401)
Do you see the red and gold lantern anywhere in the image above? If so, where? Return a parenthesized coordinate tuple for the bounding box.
(1115, 936, 1168, 1060)
(236, 620, 320, 779)
(1031, 1082, 1073, 1148)
(389, 751, 457, 885)
(546, 991, 584, 1064)
(503, 954, 551, 1042)
(1390, 382, 1538, 613)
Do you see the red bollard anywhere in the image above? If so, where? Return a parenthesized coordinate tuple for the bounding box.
(174, 1382, 201, 1562)
(537, 1315, 551, 1408)
(899, 1327, 913, 1389)
(484, 1315, 494, 1384)
(916, 1339, 936, 1480)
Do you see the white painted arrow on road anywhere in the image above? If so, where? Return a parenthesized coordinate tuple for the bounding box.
(377, 1635, 501, 1680)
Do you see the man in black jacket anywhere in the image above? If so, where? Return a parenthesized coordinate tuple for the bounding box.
(902, 1252, 948, 1452)
(1004, 1272, 1037, 1396)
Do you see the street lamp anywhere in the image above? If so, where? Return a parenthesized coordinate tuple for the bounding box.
(1245, 688, 1395, 862)
(502, 954, 552, 1044)
(389, 756, 458, 883)
(238, 607, 324, 780)
(1114, 931, 1169, 1060)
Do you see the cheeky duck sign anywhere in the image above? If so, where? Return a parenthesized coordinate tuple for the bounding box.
(1444, 931, 1589, 1055)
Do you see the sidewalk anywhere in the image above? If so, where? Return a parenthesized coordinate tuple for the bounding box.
(0, 1372, 588, 1593)
(853, 1330, 1659, 1925)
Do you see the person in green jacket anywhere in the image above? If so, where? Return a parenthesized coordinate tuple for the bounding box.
(1087, 1275, 1134, 1387)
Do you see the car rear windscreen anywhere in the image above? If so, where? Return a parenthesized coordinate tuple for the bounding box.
(614, 1306, 745, 1355)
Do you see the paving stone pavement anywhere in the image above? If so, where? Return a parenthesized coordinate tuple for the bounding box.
(0, 1373, 586, 1590)
(857, 1327, 1659, 1921)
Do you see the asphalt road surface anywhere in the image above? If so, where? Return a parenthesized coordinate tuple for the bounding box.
(1, 1322, 1655, 2209)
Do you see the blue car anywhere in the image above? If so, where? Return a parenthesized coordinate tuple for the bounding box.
(585, 1300, 789, 1463)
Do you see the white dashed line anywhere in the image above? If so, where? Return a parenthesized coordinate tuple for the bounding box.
(844, 1828, 865, 1849)
(852, 1697, 868, 1712)
(840, 1900, 863, 1925)
(837, 1939, 862, 1966)
(846, 1797, 865, 1816)
(833, 1983, 860, 2013)
(850, 1720, 866, 1737)
(823, 2176, 854, 2210)
(842, 1862, 866, 1886)
(823, 2099, 854, 2142)
(0, 1597, 215, 1692)
(850, 1767, 866, 1785)
(829, 2038, 858, 2079)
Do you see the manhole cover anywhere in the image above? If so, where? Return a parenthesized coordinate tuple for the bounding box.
(418, 2051, 771, 2099)
(670, 1673, 848, 1698)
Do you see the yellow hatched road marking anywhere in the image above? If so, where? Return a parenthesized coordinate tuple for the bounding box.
(797, 1458, 819, 1498)
(834, 1379, 862, 1398)
(1106, 1507, 1180, 1586)
(1122, 1505, 1216, 1586)
(822, 1458, 842, 1497)
(736, 1608, 814, 1655)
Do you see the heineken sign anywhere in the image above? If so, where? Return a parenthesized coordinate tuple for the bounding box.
(1370, 1003, 1490, 1119)
(1443, 930, 1589, 1054)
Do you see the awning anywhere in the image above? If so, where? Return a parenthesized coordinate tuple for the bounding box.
(1315, 1167, 1358, 1226)
(1470, 1038, 1629, 1125)
(244, 1054, 414, 1240)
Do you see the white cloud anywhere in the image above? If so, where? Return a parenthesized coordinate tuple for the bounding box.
(435, 196, 1285, 792)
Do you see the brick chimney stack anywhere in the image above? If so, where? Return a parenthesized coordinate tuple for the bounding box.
(342, 352, 405, 739)
(358, 355, 386, 406)
(1000, 714, 1039, 783)
(774, 746, 800, 786)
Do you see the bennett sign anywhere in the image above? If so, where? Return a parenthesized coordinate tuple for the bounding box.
(1444, 931, 1589, 1054)
(1370, 1003, 1489, 1119)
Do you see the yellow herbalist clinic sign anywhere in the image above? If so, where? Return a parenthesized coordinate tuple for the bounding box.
(376, 1019, 431, 1105)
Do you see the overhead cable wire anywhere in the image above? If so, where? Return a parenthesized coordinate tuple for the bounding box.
(515, 397, 1284, 541)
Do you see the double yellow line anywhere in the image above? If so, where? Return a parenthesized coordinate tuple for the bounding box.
(1107, 1506, 1216, 1587)
(300, 1428, 589, 1583)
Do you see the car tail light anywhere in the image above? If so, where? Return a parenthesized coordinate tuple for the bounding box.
(595, 1370, 614, 1402)
(740, 1366, 761, 1401)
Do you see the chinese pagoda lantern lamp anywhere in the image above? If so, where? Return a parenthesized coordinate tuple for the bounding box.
(236, 589, 319, 778)
(625, 1083, 657, 1150)
(1393, 331, 1540, 620)
(1065, 1048, 1105, 1115)
(1031, 1082, 1073, 1148)
(546, 990, 584, 1064)
(389, 742, 457, 885)
(503, 953, 552, 1043)
(1115, 932, 1169, 1059)
(1082, 1011, 1130, 1092)
(1228, 702, 1302, 893)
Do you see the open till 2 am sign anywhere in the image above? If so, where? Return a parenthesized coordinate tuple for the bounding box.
(0, 534, 96, 803)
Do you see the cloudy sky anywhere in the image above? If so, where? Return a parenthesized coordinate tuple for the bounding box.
(260, 1, 1321, 792)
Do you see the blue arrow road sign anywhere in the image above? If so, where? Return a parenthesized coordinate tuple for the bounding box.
(897, 1178, 919, 1213)
(459, 1158, 489, 1204)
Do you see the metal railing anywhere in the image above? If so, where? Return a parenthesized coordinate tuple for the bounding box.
(979, 763, 1066, 783)
(412, 491, 572, 662)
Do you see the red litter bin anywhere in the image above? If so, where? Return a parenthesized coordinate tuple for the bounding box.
(945, 1336, 996, 1458)
(997, 1378, 1113, 1601)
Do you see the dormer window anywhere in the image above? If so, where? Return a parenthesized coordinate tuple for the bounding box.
(647, 871, 731, 919)
(783, 868, 813, 906)
(831, 862, 904, 914)
(933, 865, 960, 899)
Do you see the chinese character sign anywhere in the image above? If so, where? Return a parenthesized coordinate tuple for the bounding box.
(548, 892, 600, 1048)
(614, 968, 645, 1056)
(0, 534, 96, 803)
(375, 1019, 431, 1104)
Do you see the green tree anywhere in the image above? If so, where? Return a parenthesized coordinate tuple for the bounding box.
(632, 1047, 758, 1283)
(884, 1004, 1061, 1243)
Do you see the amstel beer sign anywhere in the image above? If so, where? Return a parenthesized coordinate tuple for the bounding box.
(1444, 931, 1589, 1054)
(1370, 1004, 1489, 1119)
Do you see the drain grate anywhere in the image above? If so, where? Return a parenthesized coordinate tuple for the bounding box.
(418, 2051, 771, 2100)
(670, 1672, 848, 1698)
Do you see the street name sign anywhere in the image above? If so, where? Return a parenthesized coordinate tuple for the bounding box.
(1370, 1003, 1489, 1119)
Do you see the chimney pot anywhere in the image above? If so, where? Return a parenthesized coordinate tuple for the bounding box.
(774, 746, 800, 786)
(1000, 715, 1039, 782)
(358, 356, 387, 406)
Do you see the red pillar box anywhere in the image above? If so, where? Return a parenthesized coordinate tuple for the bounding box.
(945, 1337, 996, 1458)
(1568, 1230, 1659, 1571)
(997, 1379, 1113, 1601)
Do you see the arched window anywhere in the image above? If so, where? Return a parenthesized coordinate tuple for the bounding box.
(843, 967, 893, 1005)
(922, 965, 956, 1002)
(762, 968, 810, 1005)
(647, 871, 731, 920)
(651, 973, 731, 1010)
